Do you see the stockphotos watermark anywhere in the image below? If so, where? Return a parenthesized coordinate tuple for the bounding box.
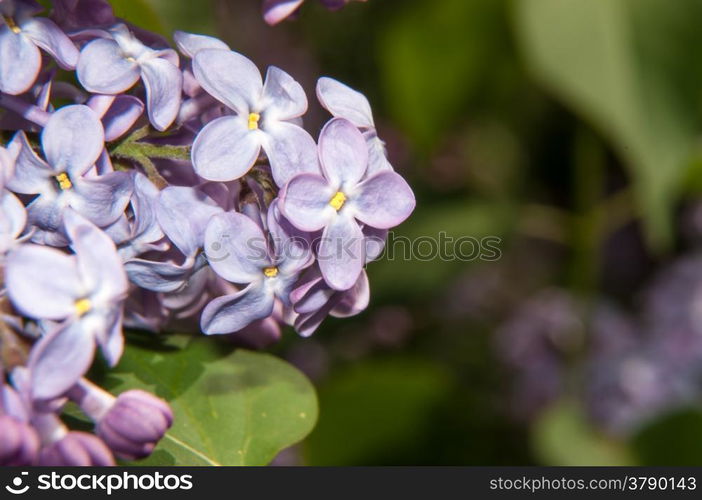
(4, 470, 193, 496)
(206, 231, 502, 263)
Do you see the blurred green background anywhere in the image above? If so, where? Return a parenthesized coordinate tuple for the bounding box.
(121, 0, 702, 465)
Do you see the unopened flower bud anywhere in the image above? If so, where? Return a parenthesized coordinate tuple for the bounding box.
(96, 390, 173, 460)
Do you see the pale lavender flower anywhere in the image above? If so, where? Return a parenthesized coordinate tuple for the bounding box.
(191, 48, 318, 186)
(6, 210, 128, 400)
(201, 206, 313, 334)
(6, 105, 132, 245)
(0, 0, 78, 94)
(317, 77, 392, 175)
(76, 23, 182, 131)
(281, 118, 414, 290)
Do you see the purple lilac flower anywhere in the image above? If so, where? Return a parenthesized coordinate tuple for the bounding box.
(6, 210, 128, 400)
(201, 206, 312, 334)
(77, 23, 182, 131)
(281, 118, 414, 290)
(316, 77, 392, 175)
(191, 48, 318, 186)
(5, 105, 132, 245)
(0, 0, 78, 95)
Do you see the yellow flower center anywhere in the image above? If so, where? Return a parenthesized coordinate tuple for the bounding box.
(3, 16, 21, 34)
(248, 112, 261, 130)
(56, 173, 72, 190)
(329, 191, 347, 211)
(74, 298, 92, 316)
(263, 266, 279, 278)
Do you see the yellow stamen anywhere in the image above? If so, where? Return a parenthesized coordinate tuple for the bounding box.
(74, 298, 92, 316)
(3, 16, 21, 34)
(329, 191, 347, 211)
(248, 112, 261, 130)
(56, 172, 72, 190)
(263, 266, 278, 278)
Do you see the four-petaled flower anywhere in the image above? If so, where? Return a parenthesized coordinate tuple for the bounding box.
(281, 118, 415, 290)
(5, 105, 133, 246)
(6, 210, 128, 400)
(77, 23, 182, 131)
(202, 206, 312, 334)
(191, 48, 318, 186)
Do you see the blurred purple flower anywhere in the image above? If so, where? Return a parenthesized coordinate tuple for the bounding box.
(262, 0, 367, 25)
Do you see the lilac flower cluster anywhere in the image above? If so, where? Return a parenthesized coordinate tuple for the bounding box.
(0, 0, 412, 464)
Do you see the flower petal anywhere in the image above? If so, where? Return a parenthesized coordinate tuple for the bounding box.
(280, 173, 335, 232)
(204, 211, 270, 284)
(20, 17, 78, 69)
(192, 48, 262, 114)
(318, 214, 364, 290)
(261, 66, 307, 121)
(69, 171, 133, 227)
(125, 258, 194, 293)
(140, 57, 182, 131)
(0, 27, 40, 95)
(352, 170, 415, 229)
(29, 322, 95, 401)
(95, 309, 123, 367)
(192, 115, 260, 181)
(76, 37, 140, 94)
(42, 105, 105, 177)
(316, 77, 374, 128)
(200, 283, 275, 334)
(330, 269, 369, 317)
(6, 244, 82, 320)
(102, 95, 144, 141)
(6, 131, 52, 194)
(157, 186, 222, 257)
(262, 0, 304, 25)
(173, 30, 229, 58)
(263, 121, 319, 187)
(0, 190, 26, 251)
(318, 117, 368, 188)
(64, 209, 127, 302)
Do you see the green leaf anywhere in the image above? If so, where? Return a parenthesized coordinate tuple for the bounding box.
(532, 399, 634, 466)
(632, 408, 702, 465)
(515, 0, 702, 248)
(303, 358, 452, 465)
(104, 334, 318, 466)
